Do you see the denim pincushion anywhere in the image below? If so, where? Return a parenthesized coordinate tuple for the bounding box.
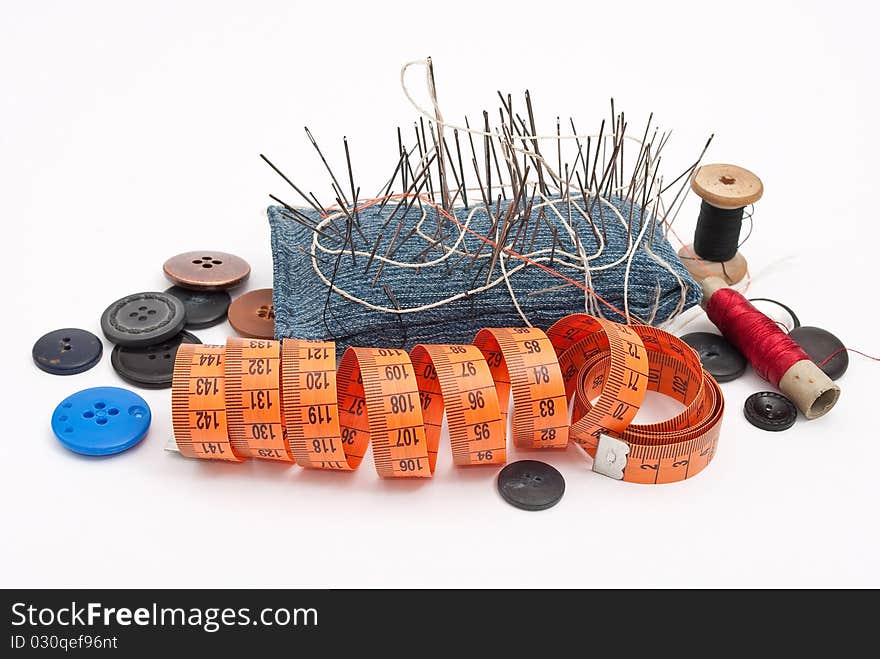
(268, 195, 701, 353)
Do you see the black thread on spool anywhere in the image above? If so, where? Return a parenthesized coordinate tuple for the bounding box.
(693, 200, 744, 262)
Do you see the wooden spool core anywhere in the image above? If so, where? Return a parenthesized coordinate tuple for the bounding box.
(691, 163, 763, 210)
(678, 244, 748, 285)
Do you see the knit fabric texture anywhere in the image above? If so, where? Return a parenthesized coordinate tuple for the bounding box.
(267, 195, 701, 353)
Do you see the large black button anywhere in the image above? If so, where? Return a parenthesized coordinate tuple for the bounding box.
(32, 328, 103, 375)
(111, 331, 201, 389)
(100, 292, 186, 347)
(497, 460, 565, 511)
(164, 286, 231, 329)
(789, 326, 848, 380)
(743, 391, 797, 431)
(682, 332, 747, 383)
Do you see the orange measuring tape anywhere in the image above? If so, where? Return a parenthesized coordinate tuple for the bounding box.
(547, 315, 723, 483)
(225, 338, 290, 461)
(171, 344, 242, 462)
(171, 314, 724, 484)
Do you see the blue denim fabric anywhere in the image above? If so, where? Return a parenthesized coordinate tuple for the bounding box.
(268, 195, 701, 353)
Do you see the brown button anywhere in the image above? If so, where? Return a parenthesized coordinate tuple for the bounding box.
(228, 289, 275, 339)
(163, 251, 251, 291)
(691, 163, 763, 209)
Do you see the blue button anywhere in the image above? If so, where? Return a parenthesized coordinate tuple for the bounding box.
(51, 387, 151, 456)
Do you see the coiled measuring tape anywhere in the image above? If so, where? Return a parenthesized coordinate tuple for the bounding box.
(547, 314, 723, 483)
(170, 314, 724, 484)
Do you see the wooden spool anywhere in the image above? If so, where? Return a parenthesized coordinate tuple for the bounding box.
(678, 163, 763, 285)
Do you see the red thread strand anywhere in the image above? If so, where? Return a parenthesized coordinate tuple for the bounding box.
(818, 347, 880, 367)
(705, 288, 810, 386)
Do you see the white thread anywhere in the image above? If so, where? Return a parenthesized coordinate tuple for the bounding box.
(300, 188, 671, 323)
(272, 60, 697, 326)
(293, 181, 677, 324)
(400, 59, 655, 194)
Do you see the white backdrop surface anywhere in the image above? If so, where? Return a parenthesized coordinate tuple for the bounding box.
(2, 0, 878, 587)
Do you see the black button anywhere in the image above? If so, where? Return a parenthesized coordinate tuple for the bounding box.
(497, 460, 565, 511)
(681, 332, 747, 383)
(32, 328, 103, 375)
(164, 286, 231, 329)
(743, 391, 797, 431)
(789, 326, 848, 380)
(100, 292, 186, 347)
(111, 331, 202, 389)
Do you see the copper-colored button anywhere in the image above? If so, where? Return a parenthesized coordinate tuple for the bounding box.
(228, 289, 275, 339)
(163, 251, 251, 291)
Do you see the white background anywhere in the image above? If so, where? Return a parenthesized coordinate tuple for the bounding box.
(3, 0, 878, 588)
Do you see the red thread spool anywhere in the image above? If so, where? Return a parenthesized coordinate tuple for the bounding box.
(701, 277, 840, 419)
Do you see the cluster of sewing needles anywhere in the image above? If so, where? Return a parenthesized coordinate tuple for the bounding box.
(262, 60, 714, 333)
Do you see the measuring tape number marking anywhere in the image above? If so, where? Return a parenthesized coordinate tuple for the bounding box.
(171, 344, 242, 462)
(172, 315, 725, 483)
